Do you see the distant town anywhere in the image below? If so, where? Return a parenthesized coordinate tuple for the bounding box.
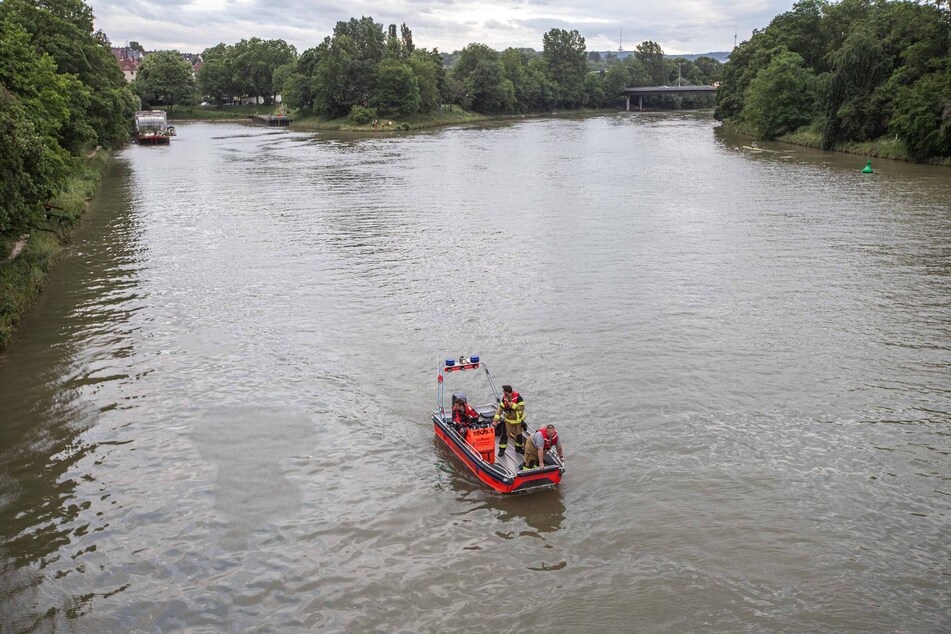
(111, 44, 202, 83)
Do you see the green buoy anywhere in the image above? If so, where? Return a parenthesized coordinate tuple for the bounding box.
(862, 160, 874, 173)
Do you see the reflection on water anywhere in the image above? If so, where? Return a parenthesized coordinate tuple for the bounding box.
(1, 116, 950, 631)
(192, 407, 313, 550)
(436, 437, 567, 535)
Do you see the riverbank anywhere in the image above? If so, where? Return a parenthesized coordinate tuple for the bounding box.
(0, 151, 111, 349)
(292, 107, 621, 132)
(165, 104, 481, 128)
(780, 128, 951, 167)
(291, 108, 485, 132)
(166, 104, 264, 121)
(723, 120, 951, 166)
(172, 104, 646, 131)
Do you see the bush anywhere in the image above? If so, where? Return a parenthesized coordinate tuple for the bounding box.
(347, 105, 376, 125)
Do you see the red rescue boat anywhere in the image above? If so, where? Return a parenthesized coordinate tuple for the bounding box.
(433, 356, 564, 494)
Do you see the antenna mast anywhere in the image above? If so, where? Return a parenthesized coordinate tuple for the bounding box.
(619, 27, 623, 53)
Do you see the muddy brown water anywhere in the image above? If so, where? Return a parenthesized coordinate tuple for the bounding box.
(1, 114, 950, 631)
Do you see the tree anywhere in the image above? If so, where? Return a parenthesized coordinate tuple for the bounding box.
(744, 50, 817, 138)
(232, 38, 297, 104)
(0, 0, 136, 150)
(197, 43, 235, 104)
(400, 23, 415, 55)
(692, 56, 723, 84)
(407, 50, 440, 112)
(542, 28, 587, 108)
(767, 0, 829, 72)
(818, 28, 892, 147)
(635, 40, 668, 85)
(0, 19, 73, 235)
(313, 35, 358, 117)
(582, 72, 606, 107)
(452, 43, 515, 113)
(331, 16, 385, 105)
(523, 57, 557, 111)
(280, 46, 323, 111)
(714, 0, 950, 160)
(500, 47, 529, 111)
(604, 62, 630, 99)
(134, 50, 194, 108)
(0, 88, 47, 236)
(467, 59, 515, 113)
(453, 43, 500, 82)
(385, 23, 402, 59)
(889, 72, 951, 159)
(129, 40, 144, 53)
(715, 35, 782, 121)
(373, 58, 420, 115)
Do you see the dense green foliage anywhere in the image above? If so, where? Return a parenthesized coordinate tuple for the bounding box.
(267, 18, 722, 119)
(0, 0, 135, 241)
(716, 0, 951, 159)
(196, 38, 297, 105)
(134, 50, 194, 108)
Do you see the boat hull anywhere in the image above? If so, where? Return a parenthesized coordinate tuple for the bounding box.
(433, 413, 563, 493)
(136, 134, 170, 145)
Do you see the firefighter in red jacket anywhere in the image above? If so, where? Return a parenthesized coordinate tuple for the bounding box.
(452, 394, 479, 438)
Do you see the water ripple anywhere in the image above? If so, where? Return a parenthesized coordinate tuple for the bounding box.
(0, 117, 949, 631)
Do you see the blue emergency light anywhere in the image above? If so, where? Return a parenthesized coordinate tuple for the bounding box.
(445, 359, 455, 366)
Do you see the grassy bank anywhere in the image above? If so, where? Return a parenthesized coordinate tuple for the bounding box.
(291, 107, 622, 132)
(166, 104, 268, 121)
(170, 103, 622, 130)
(779, 128, 951, 166)
(0, 151, 111, 348)
(291, 108, 488, 132)
(724, 120, 951, 166)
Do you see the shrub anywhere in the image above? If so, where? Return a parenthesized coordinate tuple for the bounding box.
(347, 105, 376, 125)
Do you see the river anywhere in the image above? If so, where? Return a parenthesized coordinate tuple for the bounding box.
(1, 113, 949, 632)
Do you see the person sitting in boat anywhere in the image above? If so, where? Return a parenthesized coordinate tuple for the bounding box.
(522, 424, 564, 470)
(452, 394, 479, 438)
(493, 384, 525, 457)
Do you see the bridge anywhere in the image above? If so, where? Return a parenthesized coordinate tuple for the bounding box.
(621, 85, 718, 111)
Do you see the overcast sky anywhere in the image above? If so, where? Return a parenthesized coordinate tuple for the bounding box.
(89, 0, 794, 56)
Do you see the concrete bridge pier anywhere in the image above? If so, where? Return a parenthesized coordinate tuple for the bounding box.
(624, 95, 645, 112)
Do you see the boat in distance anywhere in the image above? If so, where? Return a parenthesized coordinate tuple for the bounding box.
(432, 356, 564, 494)
(134, 110, 172, 145)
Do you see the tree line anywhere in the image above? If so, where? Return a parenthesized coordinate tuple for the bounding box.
(129, 18, 723, 121)
(716, 0, 951, 160)
(1, 0, 137, 241)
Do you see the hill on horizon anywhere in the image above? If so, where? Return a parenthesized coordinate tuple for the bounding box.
(594, 50, 730, 62)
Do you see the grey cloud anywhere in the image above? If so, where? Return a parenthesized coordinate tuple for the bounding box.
(90, 0, 796, 56)
(483, 19, 519, 31)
